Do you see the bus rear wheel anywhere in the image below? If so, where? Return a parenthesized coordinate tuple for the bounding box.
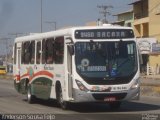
(57, 85, 68, 110)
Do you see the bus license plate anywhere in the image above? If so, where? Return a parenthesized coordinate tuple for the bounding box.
(104, 97, 116, 102)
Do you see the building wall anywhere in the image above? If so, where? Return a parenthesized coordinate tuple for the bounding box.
(149, 0, 160, 40)
(133, 0, 149, 38)
(86, 21, 97, 26)
(113, 11, 133, 27)
(131, 0, 160, 74)
(149, 0, 160, 68)
(134, 0, 148, 19)
(118, 12, 133, 27)
(118, 12, 133, 21)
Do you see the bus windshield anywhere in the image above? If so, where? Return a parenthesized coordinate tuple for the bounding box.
(75, 41, 138, 85)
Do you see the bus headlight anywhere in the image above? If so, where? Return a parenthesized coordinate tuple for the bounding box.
(131, 78, 140, 90)
(75, 80, 89, 92)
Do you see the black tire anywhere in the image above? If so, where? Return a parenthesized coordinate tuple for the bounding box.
(109, 101, 121, 110)
(27, 86, 35, 104)
(57, 85, 68, 110)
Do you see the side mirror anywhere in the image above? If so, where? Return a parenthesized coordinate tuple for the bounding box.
(66, 37, 74, 55)
(68, 45, 74, 55)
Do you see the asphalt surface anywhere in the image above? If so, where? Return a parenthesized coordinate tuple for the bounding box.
(0, 78, 160, 120)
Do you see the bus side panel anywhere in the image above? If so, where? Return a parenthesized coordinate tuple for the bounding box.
(31, 77, 52, 100)
(50, 64, 65, 99)
(20, 64, 54, 100)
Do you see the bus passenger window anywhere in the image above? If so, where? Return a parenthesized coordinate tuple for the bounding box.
(36, 41, 41, 64)
(55, 37, 64, 64)
(30, 41, 35, 64)
(22, 41, 30, 64)
(42, 38, 54, 64)
(42, 39, 46, 64)
(46, 38, 54, 64)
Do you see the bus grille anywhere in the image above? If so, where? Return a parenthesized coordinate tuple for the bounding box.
(92, 93, 127, 101)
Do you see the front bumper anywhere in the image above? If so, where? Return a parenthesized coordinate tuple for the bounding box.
(72, 87, 140, 103)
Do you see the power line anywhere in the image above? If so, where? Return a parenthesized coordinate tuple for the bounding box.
(97, 5, 113, 23)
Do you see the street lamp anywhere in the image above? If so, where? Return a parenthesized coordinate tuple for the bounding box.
(97, 5, 113, 23)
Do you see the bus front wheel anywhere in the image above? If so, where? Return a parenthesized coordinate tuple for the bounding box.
(56, 84, 68, 110)
(27, 87, 35, 104)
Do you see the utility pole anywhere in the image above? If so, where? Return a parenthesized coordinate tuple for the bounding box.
(97, 5, 113, 24)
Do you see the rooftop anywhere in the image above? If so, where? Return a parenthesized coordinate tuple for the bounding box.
(128, 0, 141, 5)
(113, 9, 133, 16)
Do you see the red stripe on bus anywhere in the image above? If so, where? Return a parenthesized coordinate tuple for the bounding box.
(20, 71, 54, 81)
(21, 73, 29, 78)
(33, 71, 54, 78)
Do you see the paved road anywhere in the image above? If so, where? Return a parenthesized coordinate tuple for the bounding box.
(0, 79, 160, 120)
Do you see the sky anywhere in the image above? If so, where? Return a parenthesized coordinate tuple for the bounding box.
(0, 0, 133, 55)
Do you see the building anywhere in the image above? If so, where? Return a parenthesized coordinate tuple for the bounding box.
(130, 0, 149, 38)
(86, 21, 97, 26)
(129, 0, 160, 75)
(112, 10, 134, 27)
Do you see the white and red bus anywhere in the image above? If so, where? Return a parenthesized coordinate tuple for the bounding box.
(13, 24, 140, 109)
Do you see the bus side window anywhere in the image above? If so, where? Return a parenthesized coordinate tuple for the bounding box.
(30, 41, 35, 64)
(55, 37, 64, 64)
(46, 38, 54, 64)
(42, 39, 46, 64)
(21, 41, 30, 64)
(36, 41, 41, 64)
(24, 42, 31, 64)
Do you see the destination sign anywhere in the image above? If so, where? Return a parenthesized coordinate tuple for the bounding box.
(75, 29, 134, 39)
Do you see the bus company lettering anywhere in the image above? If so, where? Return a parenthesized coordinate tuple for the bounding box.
(80, 31, 125, 38)
(80, 32, 94, 38)
(96, 31, 125, 38)
(44, 65, 54, 70)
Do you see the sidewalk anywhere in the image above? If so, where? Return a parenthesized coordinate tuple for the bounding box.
(141, 75, 160, 86)
(141, 74, 160, 80)
(140, 75, 160, 97)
